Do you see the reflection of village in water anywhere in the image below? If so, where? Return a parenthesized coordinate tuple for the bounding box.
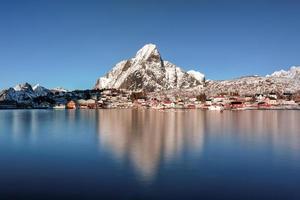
(96, 110, 205, 181)
(1, 110, 300, 181)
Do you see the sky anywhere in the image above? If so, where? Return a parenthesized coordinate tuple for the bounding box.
(0, 0, 300, 90)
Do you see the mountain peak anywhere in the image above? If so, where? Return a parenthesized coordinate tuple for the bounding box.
(14, 82, 33, 91)
(134, 43, 160, 62)
(32, 84, 40, 90)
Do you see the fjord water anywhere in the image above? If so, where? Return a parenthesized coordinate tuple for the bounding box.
(0, 110, 299, 199)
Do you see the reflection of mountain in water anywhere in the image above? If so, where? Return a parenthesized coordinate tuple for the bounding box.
(96, 110, 205, 181)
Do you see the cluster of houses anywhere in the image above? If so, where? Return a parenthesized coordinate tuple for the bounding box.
(60, 89, 133, 109)
(130, 93, 300, 110)
(58, 89, 300, 111)
(203, 93, 300, 110)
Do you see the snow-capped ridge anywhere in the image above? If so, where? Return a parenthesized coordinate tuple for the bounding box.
(14, 82, 33, 92)
(204, 65, 300, 96)
(33, 84, 51, 96)
(2, 83, 37, 102)
(32, 84, 40, 91)
(267, 66, 300, 79)
(0, 83, 55, 103)
(52, 87, 68, 93)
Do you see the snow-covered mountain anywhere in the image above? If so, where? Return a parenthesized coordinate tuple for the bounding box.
(0, 83, 51, 103)
(203, 66, 300, 96)
(94, 44, 205, 92)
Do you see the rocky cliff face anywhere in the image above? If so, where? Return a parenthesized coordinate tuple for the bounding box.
(94, 44, 205, 92)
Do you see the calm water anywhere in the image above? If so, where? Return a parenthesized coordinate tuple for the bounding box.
(0, 109, 300, 199)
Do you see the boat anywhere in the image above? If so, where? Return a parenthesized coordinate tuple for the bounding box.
(53, 104, 66, 109)
(208, 105, 224, 111)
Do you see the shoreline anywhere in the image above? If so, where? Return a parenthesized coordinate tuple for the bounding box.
(1, 107, 300, 111)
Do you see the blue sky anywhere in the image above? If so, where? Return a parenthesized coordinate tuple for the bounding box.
(0, 0, 300, 90)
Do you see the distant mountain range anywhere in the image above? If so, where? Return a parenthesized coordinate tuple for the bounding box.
(204, 66, 300, 96)
(0, 83, 67, 103)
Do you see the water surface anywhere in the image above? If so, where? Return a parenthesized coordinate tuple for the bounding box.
(0, 110, 300, 199)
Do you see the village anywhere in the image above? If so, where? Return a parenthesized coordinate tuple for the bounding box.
(56, 89, 300, 111)
(1, 87, 300, 110)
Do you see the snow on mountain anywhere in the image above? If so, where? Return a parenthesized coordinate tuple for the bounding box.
(94, 44, 205, 91)
(187, 70, 205, 82)
(164, 61, 203, 89)
(14, 82, 34, 92)
(0, 83, 53, 103)
(266, 66, 300, 79)
(51, 87, 68, 93)
(0, 88, 18, 102)
(32, 84, 40, 91)
(1, 83, 36, 102)
(135, 43, 158, 62)
(203, 66, 300, 96)
(33, 84, 51, 96)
